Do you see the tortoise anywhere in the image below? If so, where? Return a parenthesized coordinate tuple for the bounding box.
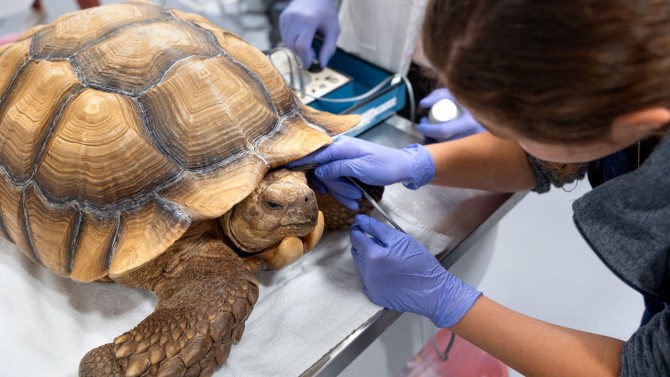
(0, 1, 373, 376)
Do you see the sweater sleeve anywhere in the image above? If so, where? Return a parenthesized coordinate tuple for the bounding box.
(526, 154, 587, 193)
(620, 306, 670, 376)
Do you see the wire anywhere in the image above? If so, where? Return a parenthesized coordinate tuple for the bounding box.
(419, 315, 456, 364)
(431, 332, 457, 362)
(399, 74, 416, 127)
(267, 47, 305, 92)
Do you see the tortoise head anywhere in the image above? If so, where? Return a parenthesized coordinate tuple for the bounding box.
(219, 169, 321, 253)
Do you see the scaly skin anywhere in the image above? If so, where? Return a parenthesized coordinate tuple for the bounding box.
(78, 170, 376, 376)
(80, 223, 258, 377)
(80, 170, 322, 377)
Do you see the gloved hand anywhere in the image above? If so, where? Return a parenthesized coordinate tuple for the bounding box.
(279, 0, 340, 68)
(418, 88, 486, 142)
(350, 215, 481, 328)
(286, 136, 435, 209)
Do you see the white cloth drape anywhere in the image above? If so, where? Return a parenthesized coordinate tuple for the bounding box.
(337, 0, 429, 75)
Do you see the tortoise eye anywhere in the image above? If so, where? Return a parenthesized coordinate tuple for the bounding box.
(265, 201, 283, 210)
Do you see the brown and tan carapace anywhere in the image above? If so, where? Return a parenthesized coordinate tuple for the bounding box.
(0, 1, 363, 376)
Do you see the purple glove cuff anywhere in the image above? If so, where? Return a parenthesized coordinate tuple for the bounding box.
(401, 144, 435, 190)
(432, 283, 482, 328)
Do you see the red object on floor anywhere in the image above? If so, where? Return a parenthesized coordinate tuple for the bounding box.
(395, 329, 509, 377)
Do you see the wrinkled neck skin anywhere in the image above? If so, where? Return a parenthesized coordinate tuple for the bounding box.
(219, 169, 318, 254)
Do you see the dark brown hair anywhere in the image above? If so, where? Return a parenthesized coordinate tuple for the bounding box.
(422, 0, 670, 143)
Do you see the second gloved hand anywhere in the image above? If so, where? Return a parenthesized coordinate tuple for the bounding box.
(286, 136, 435, 209)
(279, 0, 340, 68)
(418, 88, 486, 142)
(350, 215, 481, 328)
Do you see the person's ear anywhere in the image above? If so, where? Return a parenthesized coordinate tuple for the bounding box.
(612, 107, 670, 138)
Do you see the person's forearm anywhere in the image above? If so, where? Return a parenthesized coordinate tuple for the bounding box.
(452, 296, 623, 377)
(425, 132, 536, 192)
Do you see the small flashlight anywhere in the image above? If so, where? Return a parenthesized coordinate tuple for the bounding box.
(428, 98, 461, 124)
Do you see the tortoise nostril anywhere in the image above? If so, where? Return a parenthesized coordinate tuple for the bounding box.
(304, 197, 309, 202)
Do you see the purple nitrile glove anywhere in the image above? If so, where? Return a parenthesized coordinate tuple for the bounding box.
(350, 215, 481, 328)
(418, 88, 486, 142)
(286, 136, 435, 210)
(279, 0, 340, 68)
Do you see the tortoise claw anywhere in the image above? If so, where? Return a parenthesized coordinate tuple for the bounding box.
(80, 344, 124, 377)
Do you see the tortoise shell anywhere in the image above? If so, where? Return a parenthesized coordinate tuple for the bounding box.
(0, 2, 359, 282)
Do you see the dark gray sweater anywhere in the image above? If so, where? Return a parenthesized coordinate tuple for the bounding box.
(527, 134, 670, 376)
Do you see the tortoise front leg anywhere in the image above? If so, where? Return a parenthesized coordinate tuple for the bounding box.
(80, 237, 258, 377)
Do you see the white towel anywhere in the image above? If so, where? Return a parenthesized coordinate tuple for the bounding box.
(0, 184, 451, 376)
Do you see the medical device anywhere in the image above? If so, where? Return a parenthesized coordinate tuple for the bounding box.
(267, 47, 353, 105)
(267, 41, 415, 136)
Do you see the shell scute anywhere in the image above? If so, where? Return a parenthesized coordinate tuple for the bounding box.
(219, 34, 295, 117)
(16, 24, 47, 42)
(0, 38, 31, 100)
(31, 2, 171, 60)
(24, 184, 79, 277)
(109, 200, 191, 278)
(172, 10, 295, 117)
(70, 212, 118, 282)
(0, 169, 33, 262)
(0, 60, 81, 182)
(72, 19, 220, 96)
(160, 153, 267, 220)
(35, 89, 181, 209)
(254, 114, 332, 167)
(139, 56, 277, 170)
